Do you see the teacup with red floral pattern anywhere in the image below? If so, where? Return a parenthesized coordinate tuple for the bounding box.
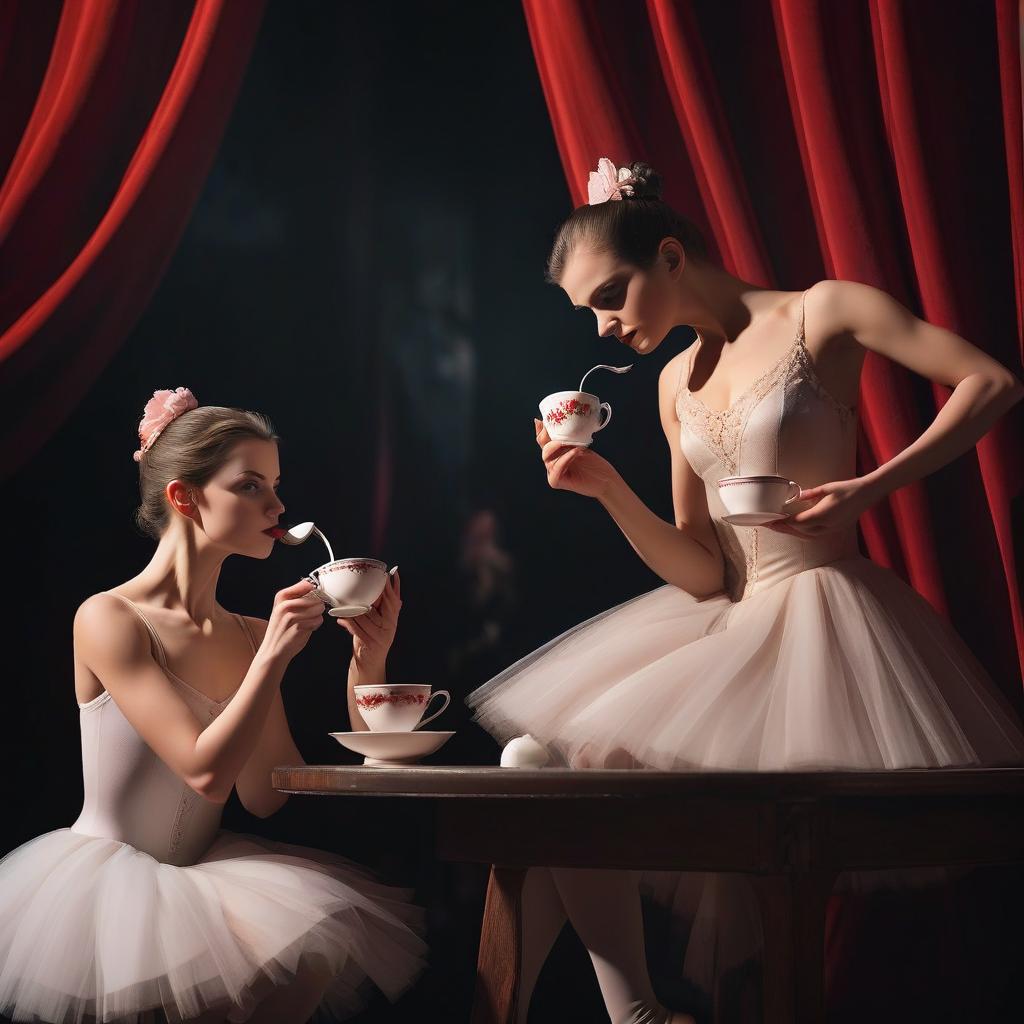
(539, 390, 612, 446)
(305, 557, 390, 617)
(353, 684, 451, 732)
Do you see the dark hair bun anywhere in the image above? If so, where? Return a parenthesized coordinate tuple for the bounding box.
(626, 161, 663, 201)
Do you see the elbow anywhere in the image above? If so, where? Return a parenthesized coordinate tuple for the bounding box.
(986, 372, 1024, 418)
(997, 372, 1024, 402)
(188, 771, 232, 805)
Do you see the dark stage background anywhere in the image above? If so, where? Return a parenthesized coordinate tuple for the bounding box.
(1, 2, 679, 1021)
(3, 3, 1022, 1022)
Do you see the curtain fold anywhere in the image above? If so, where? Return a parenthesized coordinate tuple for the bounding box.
(0, 0, 265, 478)
(522, 0, 1024, 697)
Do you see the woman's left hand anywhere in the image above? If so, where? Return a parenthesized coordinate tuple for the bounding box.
(763, 477, 879, 539)
(336, 570, 401, 667)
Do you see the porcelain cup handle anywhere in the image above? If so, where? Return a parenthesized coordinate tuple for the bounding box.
(303, 571, 331, 606)
(592, 402, 612, 433)
(781, 480, 802, 507)
(414, 690, 451, 730)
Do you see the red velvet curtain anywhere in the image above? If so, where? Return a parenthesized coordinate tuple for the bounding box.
(521, 0, 1024, 703)
(0, 0, 265, 479)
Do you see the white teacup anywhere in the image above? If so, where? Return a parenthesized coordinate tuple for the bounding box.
(353, 684, 451, 732)
(539, 390, 612, 446)
(306, 558, 389, 617)
(717, 475, 802, 516)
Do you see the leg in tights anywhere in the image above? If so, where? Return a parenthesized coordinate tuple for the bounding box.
(518, 865, 690, 1024)
(516, 865, 569, 1024)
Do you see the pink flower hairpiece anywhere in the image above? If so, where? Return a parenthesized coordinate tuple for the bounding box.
(587, 157, 637, 205)
(133, 387, 199, 462)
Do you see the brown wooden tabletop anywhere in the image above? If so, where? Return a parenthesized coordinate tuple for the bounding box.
(273, 764, 1024, 1023)
(272, 763, 1024, 798)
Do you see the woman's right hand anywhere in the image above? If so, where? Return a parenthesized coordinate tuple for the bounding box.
(534, 418, 619, 499)
(259, 579, 326, 665)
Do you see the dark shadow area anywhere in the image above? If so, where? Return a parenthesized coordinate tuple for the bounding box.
(3, 2, 1022, 1022)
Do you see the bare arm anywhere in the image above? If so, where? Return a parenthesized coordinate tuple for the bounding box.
(75, 580, 323, 804)
(229, 585, 400, 816)
(341, 571, 403, 731)
(823, 279, 1024, 500)
(233, 617, 304, 818)
(535, 354, 725, 600)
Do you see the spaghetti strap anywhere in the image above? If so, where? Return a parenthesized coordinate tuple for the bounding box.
(675, 338, 698, 401)
(103, 593, 256, 672)
(102, 591, 169, 669)
(798, 288, 808, 340)
(234, 612, 258, 655)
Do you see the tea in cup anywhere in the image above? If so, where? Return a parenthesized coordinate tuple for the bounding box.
(539, 390, 612, 446)
(353, 684, 451, 732)
(306, 557, 390, 617)
(717, 475, 802, 522)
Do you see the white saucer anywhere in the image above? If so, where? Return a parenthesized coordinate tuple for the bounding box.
(328, 730, 455, 766)
(327, 604, 371, 618)
(721, 511, 791, 527)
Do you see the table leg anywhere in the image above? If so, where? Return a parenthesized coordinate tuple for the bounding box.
(471, 865, 528, 1024)
(751, 870, 836, 1024)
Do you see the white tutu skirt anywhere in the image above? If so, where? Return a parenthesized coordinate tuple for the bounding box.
(467, 556, 1024, 1005)
(468, 556, 1024, 772)
(0, 828, 428, 1024)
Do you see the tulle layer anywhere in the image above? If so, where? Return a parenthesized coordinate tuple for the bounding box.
(0, 828, 428, 1023)
(467, 556, 1024, 772)
(467, 557, 1024, 1003)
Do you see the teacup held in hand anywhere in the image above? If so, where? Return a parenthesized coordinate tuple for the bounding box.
(305, 558, 390, 617)
(538, 391, 610, 447)
(717, 475, 803, 526)
(539, 363, 632, 447)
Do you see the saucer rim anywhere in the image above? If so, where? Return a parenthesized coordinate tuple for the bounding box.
(720, 511, 791, 525)
(328, 730, 456, 738)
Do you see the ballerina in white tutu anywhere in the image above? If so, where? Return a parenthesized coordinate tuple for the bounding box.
(466, 158, 1024, 1023)
(0, 390, 427, 1024)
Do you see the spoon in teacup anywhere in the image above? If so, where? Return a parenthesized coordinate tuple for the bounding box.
(265, 521, 336, 562)
(578, 363, 632, 393)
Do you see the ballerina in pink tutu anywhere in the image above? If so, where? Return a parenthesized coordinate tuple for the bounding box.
(466, 158, 1024, 1023)
(0, 391, 427, 1023)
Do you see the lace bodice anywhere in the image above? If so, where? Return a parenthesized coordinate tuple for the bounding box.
(71, 595, 252, 866)
(676, 289, 861, 601)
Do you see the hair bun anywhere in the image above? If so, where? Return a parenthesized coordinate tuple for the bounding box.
(625, 162, 663, 201)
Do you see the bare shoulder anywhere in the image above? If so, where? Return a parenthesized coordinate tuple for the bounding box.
(659, 348, 691, 389)
(658, 348, 692, 409)
(803, 278, 903, 337)
(74, 592, 148, 664)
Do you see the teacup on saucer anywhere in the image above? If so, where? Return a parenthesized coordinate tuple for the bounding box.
(353, 684, 451, 732)
(717, 475, 802, 526)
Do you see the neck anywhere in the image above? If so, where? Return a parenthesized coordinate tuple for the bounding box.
(677, 263, 779, 345)
(131, 524, 227, 624)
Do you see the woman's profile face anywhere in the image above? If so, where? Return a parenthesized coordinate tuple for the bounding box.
(559, 241, 681, 356)
(176, 438, 286, 558)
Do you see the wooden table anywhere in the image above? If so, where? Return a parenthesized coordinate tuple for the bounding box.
(272, 764, 1024, 1023)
